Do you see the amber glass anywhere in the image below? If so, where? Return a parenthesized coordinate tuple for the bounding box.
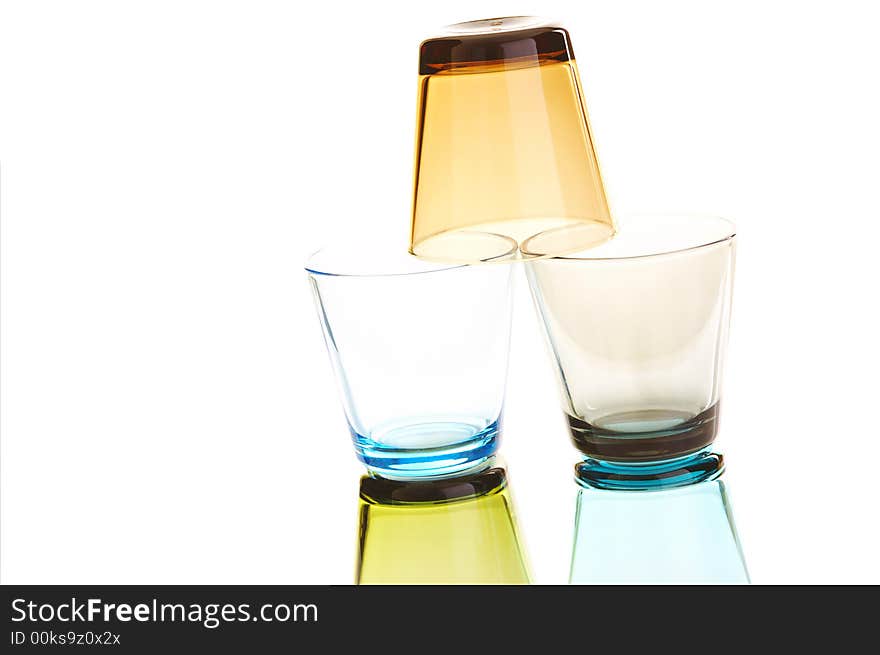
(410, 17, 615, 263)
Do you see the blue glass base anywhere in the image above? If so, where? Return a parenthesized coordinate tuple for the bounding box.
(352, 418, 500, 480)
(575, 449, 724, 491)
(570, 474, 750, 584)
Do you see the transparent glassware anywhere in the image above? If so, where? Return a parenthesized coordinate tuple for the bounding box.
(306, 242, 515, 479)
(356, 462, 530, 584)
(570, 478, 749, 584)
(410, 16, 615, 263)
(525, 215, 736, 488)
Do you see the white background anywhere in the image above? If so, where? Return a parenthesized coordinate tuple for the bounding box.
(2, 0, 879, 584)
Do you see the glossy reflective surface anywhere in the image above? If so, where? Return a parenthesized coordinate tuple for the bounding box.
(570, 476, 749, 584)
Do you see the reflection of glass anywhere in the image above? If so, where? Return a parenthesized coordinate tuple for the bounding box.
(306, 243, 515, 479)
(526, 215, 736, 488)
(357, 463, 530, 584)
(410, 16, 615, 263)
(570, 479, 749, 583)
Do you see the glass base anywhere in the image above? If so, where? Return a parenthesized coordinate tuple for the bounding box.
(356, 464, 530, 584)
(353, 418, 500, 479)
(576, 449, 724, 491)
(567, 403, 720, 463)
(570, 470, 749, 584)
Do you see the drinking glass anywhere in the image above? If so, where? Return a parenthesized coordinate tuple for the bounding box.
(306, 242, 515, 479)
(525, 215, 736, 488)
(410, 16, 615, 263)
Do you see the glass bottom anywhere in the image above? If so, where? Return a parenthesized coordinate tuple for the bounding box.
(567, 402, 720, 463)
(352, 417, 500, 479)
(576, 449, 724, 491)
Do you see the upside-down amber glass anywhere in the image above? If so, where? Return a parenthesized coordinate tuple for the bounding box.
(410, 17, 615, 263)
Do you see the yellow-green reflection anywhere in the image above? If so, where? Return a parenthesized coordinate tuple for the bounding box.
(356, 466, 530, 584)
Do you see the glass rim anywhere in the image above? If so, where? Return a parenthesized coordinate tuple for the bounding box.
(441, 16, 551, 35)
(304, 235, 517, 278)
(526, 214, 736, 262)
